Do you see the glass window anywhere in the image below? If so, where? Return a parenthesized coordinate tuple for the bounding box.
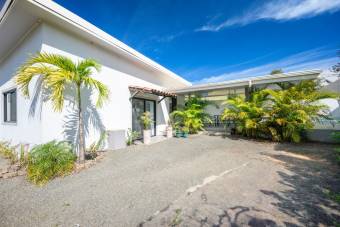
(3, 89, 17, 123)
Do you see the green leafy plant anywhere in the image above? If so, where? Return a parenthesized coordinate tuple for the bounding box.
(140, 111, 152, 130)
(171, 96, 212, 134)
(222, 80, 338, 142)
(126, 128, 140, 145)
(27, 141, 76, 185)
(222, 92, 268, 138)
(182, 126, 189, 134)
(86, 131, 107, 159)
(15, 53, 109, 163)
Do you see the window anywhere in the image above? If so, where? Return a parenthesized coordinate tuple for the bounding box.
(3, 89, 17, 123)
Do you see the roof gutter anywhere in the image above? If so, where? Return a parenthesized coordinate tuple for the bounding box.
(0, 0, 14, 25)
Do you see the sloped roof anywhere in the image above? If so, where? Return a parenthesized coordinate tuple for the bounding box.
(0, 0, 191, 87)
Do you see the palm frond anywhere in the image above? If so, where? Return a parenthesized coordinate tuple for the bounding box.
(77, 58, 101, 73)
(22, 52, 77, 73)
(83, 77, 109, 107)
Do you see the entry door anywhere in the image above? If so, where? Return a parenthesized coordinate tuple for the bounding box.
(132, 99, 144, 137)
(145, 100, 156, 136)
(132, 98, 156, 137)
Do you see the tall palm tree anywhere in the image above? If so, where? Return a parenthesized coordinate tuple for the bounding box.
(15, 53, 109, 163)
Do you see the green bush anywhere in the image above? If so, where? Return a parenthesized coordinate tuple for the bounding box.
(222, 80, 339, 142)
(27, 141, 76, 185)
(171, 96, 212, 134)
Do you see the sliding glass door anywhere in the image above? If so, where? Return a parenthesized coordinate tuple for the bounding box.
(132, 98, 156, 137)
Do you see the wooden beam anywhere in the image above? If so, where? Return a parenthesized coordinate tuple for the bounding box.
(129, 91, 139, 100)
(158, 96, 166, 103)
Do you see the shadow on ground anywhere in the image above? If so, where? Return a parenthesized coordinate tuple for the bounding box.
(260, 143, 340, 226)
(142, 140, 340, 227)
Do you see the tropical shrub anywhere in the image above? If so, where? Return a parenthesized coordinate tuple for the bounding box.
(222, 92, 268, 138)
(140, 111, 152, 130)
(222, 80, 338, 142)
(171, 96, 212, 134)
(27, 141, 76, 185)
(86, 131, 107, 159)
(265, 80, 337, 142)
(126, 128, 140, 145)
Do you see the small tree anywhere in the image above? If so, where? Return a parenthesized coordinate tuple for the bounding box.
(15, 53, 109, 163)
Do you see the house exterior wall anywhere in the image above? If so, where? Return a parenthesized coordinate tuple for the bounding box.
(0, 22, 178, 148)
(177, 87, 246, 116)
(0, 25, 44, 145)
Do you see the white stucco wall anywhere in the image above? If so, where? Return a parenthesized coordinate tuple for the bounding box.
(0, 25, 43, 145)
(0, 22, 177, 148)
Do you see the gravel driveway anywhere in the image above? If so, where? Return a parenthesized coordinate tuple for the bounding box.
(0, 135, 339, 226)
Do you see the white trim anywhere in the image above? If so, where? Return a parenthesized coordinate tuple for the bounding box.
(0, 0, 14, 25)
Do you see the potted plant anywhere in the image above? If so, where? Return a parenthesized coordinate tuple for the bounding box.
(175, 126, 182, 138)
(166, 119, 173, 138)
(140, 111, 152, 144)
(181, 126, 189, 138)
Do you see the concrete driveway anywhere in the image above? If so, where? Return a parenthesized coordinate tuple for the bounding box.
(0, 135, 339, 226)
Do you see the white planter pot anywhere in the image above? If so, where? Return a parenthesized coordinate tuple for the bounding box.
(166, 126, 173, 138)
(143, 129, 151, 144)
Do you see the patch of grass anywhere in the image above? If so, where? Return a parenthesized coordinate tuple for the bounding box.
(170, 209, 182, 227)
(27, 141, 76, 185)
(324, 189, 340, 204)
(0, 141, 17, 164)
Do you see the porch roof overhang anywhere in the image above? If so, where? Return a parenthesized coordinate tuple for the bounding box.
(129, 85, 177, 98)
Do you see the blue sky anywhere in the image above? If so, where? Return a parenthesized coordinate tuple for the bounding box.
(53, 0, 340, 83)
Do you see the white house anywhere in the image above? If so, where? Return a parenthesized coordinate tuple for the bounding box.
(0, 0, 190, 149)
(1, 0, 339, 148)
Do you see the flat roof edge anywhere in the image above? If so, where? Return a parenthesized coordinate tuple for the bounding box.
(172, 69, 322, 93)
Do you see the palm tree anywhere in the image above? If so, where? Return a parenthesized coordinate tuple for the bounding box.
(171, 96, 212, 134)
(222, 80, 338, 142)
(15, 53, 109, 163)
(221, 92, 268, 138)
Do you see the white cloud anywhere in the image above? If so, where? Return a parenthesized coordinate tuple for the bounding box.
(194, 47, 339, 84)
(197, 0, 340, 32)
(153, 31, 186, 43)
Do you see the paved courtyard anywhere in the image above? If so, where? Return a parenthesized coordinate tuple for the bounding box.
(0, 135, 339, 226)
